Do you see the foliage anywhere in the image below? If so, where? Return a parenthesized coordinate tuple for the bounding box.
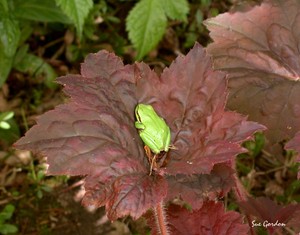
(239, 197, 300, 234)
(0, 112, 20, 146)
(55, 0, 93, 38)
(15, 43, 264, 223)
(286, 131, 300, 179)
(0, 112, 14, 130)
(204, 0, 300, 157)
(0, 0, 20, 87)
(9, 0, 300, 234)
(182, 0, 220, 48)
(27, 161, 53, 199)
(147, 202, 249, 235)
(0, 0, 94, 86)
(126, 0, 189, 59)
(12, 0, 71, 23)
(13, 45, 57, 89)
(0, 204, 18, 235)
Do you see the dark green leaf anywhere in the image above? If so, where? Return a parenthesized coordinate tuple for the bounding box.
(0, 6, 20, 86)
(13, 0, 71, 24)
(0, 224, 18, 234)
(126, 0, 167, 60)
(13, 53, 57, 88)
(162, 0, 189, 21)
(0, 118, 20, 145)
(0, 55, 13, 86)
(55, 0, 93, 38)
(0, 205, 15, 221)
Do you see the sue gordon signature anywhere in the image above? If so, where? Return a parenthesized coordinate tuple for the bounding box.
(251, 220, 286, 228)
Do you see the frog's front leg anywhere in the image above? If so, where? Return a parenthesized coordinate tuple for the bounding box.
(135, 121, 145, 130)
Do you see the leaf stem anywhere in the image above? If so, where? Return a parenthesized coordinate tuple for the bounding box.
(21, 107, 29, 131)
(233, 174, 248, 202)
(233, 174, 255, 235)
(153, 201, 170, 235)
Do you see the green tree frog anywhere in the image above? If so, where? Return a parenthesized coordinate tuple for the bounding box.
(135, 104, 171, 154)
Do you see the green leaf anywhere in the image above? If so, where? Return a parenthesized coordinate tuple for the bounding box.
(0, 13, 19, 57)
(0, 0, 9, 12)
(0, 55, 13, 86)
(37, 189, 43, 199)
(37, 170, 45, 181)
(55, 0, 93, 38)
(201, 0, 212, 7)
(161, 0, 189, 21)
(0, 111, 14, 121)
(13, 53, 57, 89)
(0, 6, 20, 86)
(41, 185, 53, 193)
(13, 0, 71, 24)
(0, 224, 18, 234)
(0, 205, 15, 221)
(13, 44, 29, 65)
(0, 118, 20, 145)
(0, 121, 10, 129)
(126, 0, 167, 60)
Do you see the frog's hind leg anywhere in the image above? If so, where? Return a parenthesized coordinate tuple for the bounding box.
(143, 145, 159, 175)
(144, 146, 156, 175)
(149, 154, 158, 176)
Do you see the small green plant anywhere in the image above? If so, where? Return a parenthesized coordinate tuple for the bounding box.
(0, 0, 94, 86)
(0, 204, 18, 235)
(27, 161, 52, 199)
(0, 112, 14, 130)
(126, 0, 189, 59)
(0, 112, 20, 146)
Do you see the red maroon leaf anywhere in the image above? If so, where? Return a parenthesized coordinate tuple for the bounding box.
(166, 164, 235, 209)
(136, 43, 265, 175)
(285, 131, 300, 178)
(83, 173, 167, 220)
(81, 50, 124, 79)
(14, 52, 162, 220)
(147, 202, 249, 235)
(238, 197, 300, 233)
(14, 44, 264, 221)
(288, 209, 300, 231)
(205, 0, 300, 153)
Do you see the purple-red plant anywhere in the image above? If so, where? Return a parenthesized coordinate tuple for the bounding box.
(15, 44, 264, 233)
(147, 202, 249, 235)
(204, 0, 300, 162)
(14, 0, 300, 233)
(238, 197, 300, 234)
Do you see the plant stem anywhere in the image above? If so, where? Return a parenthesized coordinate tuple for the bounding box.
(29, 157, 37, 182)
(233, 174, 255, 235)
(21, 107, 29, 131)
(233, 174, 248, 202)
(153, 201, 169, 235)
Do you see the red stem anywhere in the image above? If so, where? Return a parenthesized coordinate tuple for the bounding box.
(153, 201, 169, 235)
(233, 173, 249, 202)
(233, 174, 256, 235)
